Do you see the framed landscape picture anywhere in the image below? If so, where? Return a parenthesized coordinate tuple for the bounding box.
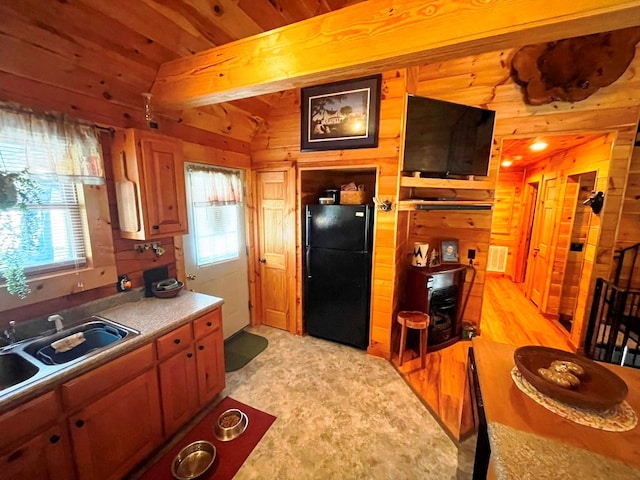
(300, 74, 382, 151)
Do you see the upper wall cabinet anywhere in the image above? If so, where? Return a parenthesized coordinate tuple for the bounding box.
(112, 129, 188, 240)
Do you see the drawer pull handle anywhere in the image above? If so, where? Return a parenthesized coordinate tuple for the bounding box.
(49, 434, 61, 444)
(174, 339, 181, 344)
(198, 345, 205, 351)
(187, 353, 193, 358)
(75, 419, 85, 428)
(152, 225, 160, 230)
(206, 321, 212, 327)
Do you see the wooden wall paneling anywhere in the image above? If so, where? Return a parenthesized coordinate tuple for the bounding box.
(415, 43, 640, 352)
(249, 169, 263, 327)
(182, 142, 251, 169)
(243, 169, 259, 327)
(407, 209, 492, 329)
(419, 44, 640, 352)
(300, 169, 377, 206)
(151, 0, 640, 108)
(546, 179, 574, 317)
(77, 0, 216, 57)
(490, 170, 524, 278)
(616, 145, 640, 288)
(391, 210, 410, 357)
(0, 72, 252, 156)
(0, 3, 157, 89)
(253, 69, 406, 357)
(102, 133, 179, 288)
(560, 176, 593, 320)
(181, 105, 263, 143)
(0, 2, 160, 97)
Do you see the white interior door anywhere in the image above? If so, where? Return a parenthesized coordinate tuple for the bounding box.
(183, 162, 250, 339)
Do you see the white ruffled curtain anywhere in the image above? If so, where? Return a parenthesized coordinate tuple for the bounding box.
(0, 103, 105, 184)
(187, 165, 243, 205)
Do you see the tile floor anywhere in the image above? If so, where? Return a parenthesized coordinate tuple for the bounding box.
(222, 325, 459, 479)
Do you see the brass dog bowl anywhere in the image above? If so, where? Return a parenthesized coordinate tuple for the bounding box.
(171, 440, 216, 479)
(214, 408, 248, 441)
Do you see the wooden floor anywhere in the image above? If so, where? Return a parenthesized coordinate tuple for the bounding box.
(393, 274, 573, 442)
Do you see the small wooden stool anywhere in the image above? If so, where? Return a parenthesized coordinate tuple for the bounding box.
(397, 311, 430, 368)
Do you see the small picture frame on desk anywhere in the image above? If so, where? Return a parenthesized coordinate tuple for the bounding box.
(441, 239, 459, 263)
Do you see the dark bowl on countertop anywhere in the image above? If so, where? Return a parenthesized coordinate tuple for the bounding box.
(514, 345, 628, 410)
(152, 281, 184, 299)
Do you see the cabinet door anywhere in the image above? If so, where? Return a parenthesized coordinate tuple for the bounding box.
(139, 134, 188, 238)
(195, 326, 225, 405)
(1, 423, 75, 480)
(69, 369, 162, 480)
(0, 390, 60, 451)
(158, 345, 199, 436)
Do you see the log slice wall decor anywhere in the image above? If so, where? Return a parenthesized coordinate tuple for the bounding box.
(511, 27, 640, 105)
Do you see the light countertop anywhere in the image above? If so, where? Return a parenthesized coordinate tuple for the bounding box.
(471, 338, 640, 479)
(0, 290, 223, 413)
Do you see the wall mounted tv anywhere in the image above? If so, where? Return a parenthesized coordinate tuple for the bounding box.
(402, 95, 496, 178)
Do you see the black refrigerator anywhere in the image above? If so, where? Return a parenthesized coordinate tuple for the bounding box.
(304, 204, 374, 350)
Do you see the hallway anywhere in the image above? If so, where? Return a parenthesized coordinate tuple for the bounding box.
(395, 274, 574, 441)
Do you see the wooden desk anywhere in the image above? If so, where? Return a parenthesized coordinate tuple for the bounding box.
(472, 338, 640, 478)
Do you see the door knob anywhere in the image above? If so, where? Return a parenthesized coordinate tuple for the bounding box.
(186, 274, 196, 280)
(259, 258, 267, 264)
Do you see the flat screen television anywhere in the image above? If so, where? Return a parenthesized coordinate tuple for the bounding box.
(402, 95, 496, 177)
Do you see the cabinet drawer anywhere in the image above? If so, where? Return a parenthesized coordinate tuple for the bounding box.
(62, 343, 154, 411)
(193, 309, 221, 340)
(156, 323, 192, 360)
(0, 390, 60, 450)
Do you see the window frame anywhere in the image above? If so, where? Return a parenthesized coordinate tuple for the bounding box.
(0, 175, 117, 311)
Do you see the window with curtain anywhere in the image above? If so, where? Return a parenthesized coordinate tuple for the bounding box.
(187, 165, 243, 266)
(0, 104, 105, 297)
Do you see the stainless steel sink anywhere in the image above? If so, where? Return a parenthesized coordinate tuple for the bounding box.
(23, 316, 140, 365)
(0, 352, 40, 391)
(0, 315, 139, 395)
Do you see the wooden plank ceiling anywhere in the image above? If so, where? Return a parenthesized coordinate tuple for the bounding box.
(0, 0, 636, 163)
(500, 134, 607, 171)
(0, 0, 364, 144)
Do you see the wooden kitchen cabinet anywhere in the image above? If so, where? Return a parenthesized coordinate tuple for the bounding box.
(2, 423, 75, 480)
(157, 308, 225, 435)
(0, 307, 224, 480)
(0, 392, 74, 480)
(112, 128, 188, 240)
(195, 315, 225, 405)
(69, 369, 163, 480)
(63, 344, 162, 480)
(157, 325, 199, 437)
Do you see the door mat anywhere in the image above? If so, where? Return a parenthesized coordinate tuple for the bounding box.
(224, 330, 268, 372)
(137, 396, 276, 480)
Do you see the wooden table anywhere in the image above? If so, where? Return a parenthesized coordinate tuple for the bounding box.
(472, 338, 640, 478)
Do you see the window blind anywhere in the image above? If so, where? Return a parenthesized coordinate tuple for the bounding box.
(0, 133, 86, 274)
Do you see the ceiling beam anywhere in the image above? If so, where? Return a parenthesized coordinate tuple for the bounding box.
(151, 0, 640, 109)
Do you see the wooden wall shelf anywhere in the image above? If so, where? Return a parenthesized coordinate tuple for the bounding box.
(400, 176, 494, 190)
(398, 200, 493, 211)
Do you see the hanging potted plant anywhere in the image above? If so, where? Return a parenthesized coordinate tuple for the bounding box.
(0, 168, 41, 298)
(0, 172, 19, 209)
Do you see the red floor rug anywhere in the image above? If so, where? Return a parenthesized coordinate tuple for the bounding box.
(138, 397, 276, 480)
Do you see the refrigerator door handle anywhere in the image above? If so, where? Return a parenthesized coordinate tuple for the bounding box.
(305, 207, 311, 247)
(305, 247, 312, 278)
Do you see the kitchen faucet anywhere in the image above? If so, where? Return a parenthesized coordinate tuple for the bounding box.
(3, 321, 16, 344)
(48, 314, 65, 333)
